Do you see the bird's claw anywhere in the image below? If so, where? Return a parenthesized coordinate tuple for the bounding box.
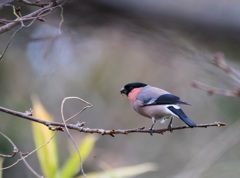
(149, 128, 154, 136)
(168, 124, 173, 133)
(168, 117, 173, 133)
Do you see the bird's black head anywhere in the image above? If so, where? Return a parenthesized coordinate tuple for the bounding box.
(120, 82, 147, 96)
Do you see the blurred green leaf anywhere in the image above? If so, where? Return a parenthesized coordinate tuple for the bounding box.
(0, 157, 3, 178)
(31, 96, 59, 178)
(58, 135, 97, 178)
(77, 162, 158, 178)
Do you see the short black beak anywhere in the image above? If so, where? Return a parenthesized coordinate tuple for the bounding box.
(120, 87, 126, 95)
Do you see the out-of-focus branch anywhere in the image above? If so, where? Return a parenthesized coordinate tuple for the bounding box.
(212, 52, 240, 83)
(0, 105, 226, 137)
(192, 52, 240, 97)
(191, 80, 240, 97)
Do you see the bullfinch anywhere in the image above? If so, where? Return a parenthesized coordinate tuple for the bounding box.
(120, 82, 196, 135)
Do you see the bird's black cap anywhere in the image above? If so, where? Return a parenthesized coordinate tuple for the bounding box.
(120, 82, 147, 96)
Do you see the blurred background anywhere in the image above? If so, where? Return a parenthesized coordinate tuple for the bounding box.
(1, 0, 240, 177)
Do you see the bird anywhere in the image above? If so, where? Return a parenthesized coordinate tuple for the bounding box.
(120, 82, 196, 135)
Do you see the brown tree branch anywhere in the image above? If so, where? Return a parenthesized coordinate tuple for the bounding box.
(0, 105, 226, 137)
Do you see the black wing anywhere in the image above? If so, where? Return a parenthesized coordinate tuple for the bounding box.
(143, 94, 190, 106)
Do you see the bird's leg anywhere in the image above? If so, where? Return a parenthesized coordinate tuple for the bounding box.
(149, 117, 156, 136)
(168, 117, 173, 133)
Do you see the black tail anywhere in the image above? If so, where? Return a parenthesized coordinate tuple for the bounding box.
(167, 106, 196, 127)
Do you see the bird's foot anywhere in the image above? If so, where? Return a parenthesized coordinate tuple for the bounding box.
(168, 124, 173, 133)
(149, 128, 153, 136)
(149, 120, 156, 136)
(168, 117, 173, 133)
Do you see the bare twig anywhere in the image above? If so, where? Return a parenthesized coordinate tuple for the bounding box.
(0, 105, 226, 136)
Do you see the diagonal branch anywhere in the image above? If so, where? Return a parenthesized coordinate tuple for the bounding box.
(0, 105, 226, 137)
